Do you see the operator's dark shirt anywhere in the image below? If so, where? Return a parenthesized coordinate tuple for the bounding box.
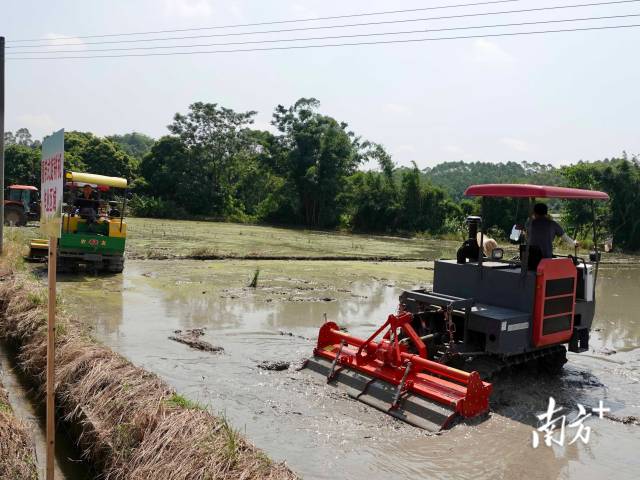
(527, 217, 564, 258)
(75, 195, 98, 210)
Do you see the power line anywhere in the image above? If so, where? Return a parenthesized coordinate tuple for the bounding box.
(8, 23, 639, 60)
(7, 0, 639, 49)
(8, 13, 639, 55)
(8, 0, 523, 43)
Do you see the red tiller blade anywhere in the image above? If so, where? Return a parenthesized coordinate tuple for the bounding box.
(304, 321, 492, 431)
(305, 356, 459, 431)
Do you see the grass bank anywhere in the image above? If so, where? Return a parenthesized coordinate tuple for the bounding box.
(0, 241, 297, 480)
(0, 375, 38, 479)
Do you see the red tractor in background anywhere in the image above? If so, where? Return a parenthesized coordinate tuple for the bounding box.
(4, 185, 40, 226)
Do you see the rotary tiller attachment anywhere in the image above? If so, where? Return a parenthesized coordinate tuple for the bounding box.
(304, 313, 492, 431)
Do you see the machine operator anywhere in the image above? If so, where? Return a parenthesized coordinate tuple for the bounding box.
(527, 203, 579, 258)
(75, 184, 100, 224)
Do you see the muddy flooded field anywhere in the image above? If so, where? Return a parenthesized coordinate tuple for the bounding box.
(58, 259, 639, 480)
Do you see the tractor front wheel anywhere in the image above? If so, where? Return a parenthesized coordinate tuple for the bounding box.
(4, 205, 27, 226)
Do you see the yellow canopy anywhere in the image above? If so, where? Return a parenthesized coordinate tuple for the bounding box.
(66, 171, 128, 189)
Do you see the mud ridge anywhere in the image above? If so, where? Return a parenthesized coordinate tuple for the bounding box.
(169, 329, 224, 353)
(133, 252, 429, 262)
(0, 372, 38, 479)
(0, 243, 297, 480)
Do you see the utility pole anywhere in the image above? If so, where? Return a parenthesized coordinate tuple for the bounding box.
(0, 36, 5, 253)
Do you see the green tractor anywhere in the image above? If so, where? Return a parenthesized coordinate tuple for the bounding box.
(29, 171, 129, 273)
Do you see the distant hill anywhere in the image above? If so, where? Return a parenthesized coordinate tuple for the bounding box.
(421, 161, 563, 200)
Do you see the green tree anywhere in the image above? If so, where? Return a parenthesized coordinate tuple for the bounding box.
(345, 144, 399, 232)
(270, 98, 361, 227)
(5, 128, 40, 148)
(395, 162, 451, 234)
(424, 160, 562, 201)
(167, 102, 257, 216)
(563, 157, 640, 250)
(64, 131, 137, 179)
(108, 132, 156, 160)
(5, 144, 41, 186)
(82, 136, 138, 180)
(139, 136, 188, 201)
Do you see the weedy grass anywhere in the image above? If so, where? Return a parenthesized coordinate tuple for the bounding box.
(164, 393, 204, 411)
(248, 268, 260, 288)
(125, 217, 459, 260)
(0, 240, 297, 480)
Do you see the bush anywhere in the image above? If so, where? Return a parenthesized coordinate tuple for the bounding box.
(128, 194, 188, 219)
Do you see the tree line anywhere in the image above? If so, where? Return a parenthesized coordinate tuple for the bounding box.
(4, 98, 639, 250)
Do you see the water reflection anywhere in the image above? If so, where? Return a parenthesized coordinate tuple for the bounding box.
(593, 266, 640, 351)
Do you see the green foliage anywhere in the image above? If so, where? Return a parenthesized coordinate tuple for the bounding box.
(481, 197, 531, 237)
(6, 114, 637, 251)
(4, 128, 40, 148)
(0, 399, 12, 414)
(346, 170, 398, 232)
(424, 160, 562, 200)
(166, 102, 257, 216)
(164, 393, 204, 410)
(107, 132, 155, 160)
(5, 144, 41, 186)
(396, 162, 451, 234)
(128, 194, 187, 219)
(562, 156, 640, 250)
(65, 131, 139, 180)
(269, 98, 362, 227)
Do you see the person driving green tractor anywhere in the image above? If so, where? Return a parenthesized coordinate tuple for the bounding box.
(75, 184, 100, 224)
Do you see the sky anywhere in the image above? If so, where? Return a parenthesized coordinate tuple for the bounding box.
(2, 0, 639, 169)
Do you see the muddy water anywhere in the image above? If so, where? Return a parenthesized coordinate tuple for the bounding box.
(0, 350, 91, 479)
(59, 260, 640, 480)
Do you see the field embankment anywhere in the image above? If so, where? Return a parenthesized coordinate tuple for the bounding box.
(15, 217, 639, 265)
(0, 241, 297, 480)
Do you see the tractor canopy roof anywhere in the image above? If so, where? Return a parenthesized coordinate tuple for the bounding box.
(464, 184, 609, 200)
(9, 185, 38, 191)
(65, 171, 127, 189)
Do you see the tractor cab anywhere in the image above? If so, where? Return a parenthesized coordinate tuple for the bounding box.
(305, 183, 609, 432)
(29, 172, 129, 273)
(431, 184, 609, 356)
(4, 185, 40, 226)
(8, 185, 38, 208)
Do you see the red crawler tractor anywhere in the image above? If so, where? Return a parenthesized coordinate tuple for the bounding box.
(305, 184, 609, 431)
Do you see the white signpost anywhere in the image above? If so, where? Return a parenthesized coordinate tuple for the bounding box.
(41, 128, 64, 480)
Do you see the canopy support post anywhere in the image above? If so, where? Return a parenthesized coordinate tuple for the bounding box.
(591, 199, 600, 289)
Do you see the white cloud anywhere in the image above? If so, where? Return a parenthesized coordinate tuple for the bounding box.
(16, 113, 57, 137)
(44, 33, 86, 50)
(501, 137, 530, 152)
(384, 103, 412, 115)
(164, 0, 215, 18)
(473, 39, 514, 64)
